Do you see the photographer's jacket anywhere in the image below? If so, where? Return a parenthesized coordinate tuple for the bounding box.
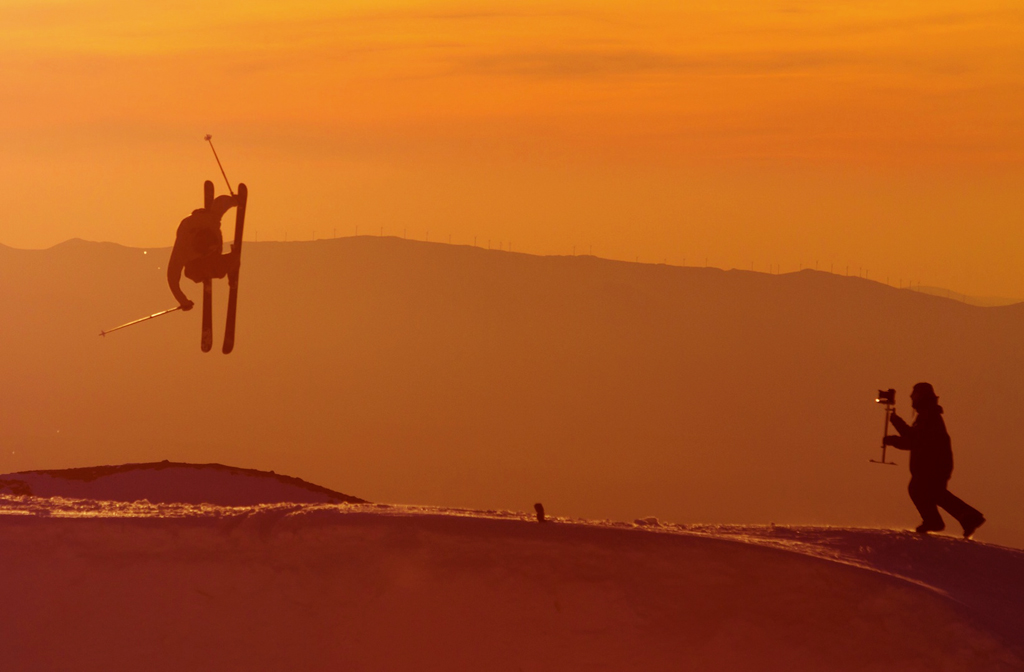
(889, 408, 954, 480)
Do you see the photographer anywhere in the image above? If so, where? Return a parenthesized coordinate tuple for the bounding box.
(884, 383, 985, 537)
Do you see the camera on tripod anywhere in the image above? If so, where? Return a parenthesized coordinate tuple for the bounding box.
(875, 389, 895, 406)
(871, 388, 898, 466)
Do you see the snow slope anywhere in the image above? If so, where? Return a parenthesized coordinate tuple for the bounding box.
(0, 495, 1021, 671)
(0, 461, 365, 506)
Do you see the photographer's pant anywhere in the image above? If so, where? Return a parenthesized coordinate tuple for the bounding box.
(908, 476, 982, 530)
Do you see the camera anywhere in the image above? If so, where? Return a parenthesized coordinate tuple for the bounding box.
(875, 388, 895, 406)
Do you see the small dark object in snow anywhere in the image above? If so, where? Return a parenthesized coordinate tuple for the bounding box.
(534, 503, 545, 523)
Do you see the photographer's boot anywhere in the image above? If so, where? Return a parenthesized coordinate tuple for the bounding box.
(962, 514, 985, 539)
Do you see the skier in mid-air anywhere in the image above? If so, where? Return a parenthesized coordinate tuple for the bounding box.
(98, 136, 247, 352)
(166, 193, 240, 311)
(884, 382, 985, 538)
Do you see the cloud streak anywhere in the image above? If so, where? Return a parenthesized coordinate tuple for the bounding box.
(751, 7, 1023, 40)
(453, 48, 874, 79)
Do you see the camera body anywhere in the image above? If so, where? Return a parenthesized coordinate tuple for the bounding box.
(876, 388, 895, 406)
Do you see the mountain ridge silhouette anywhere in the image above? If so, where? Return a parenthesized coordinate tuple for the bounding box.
(2, 236, 1021, 547)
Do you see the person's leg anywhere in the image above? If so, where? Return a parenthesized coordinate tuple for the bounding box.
(210, 251, 240, 280)
(936, 490, 980, 524)
(908, 477, 944, 531)
(937, 487, 984, 534)
(185, 254, 224, 282)
(183, 260, 206, 283)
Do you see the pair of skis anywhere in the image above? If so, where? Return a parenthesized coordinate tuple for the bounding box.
(99, 179, 248, 351)
(201, 179, 248, 354)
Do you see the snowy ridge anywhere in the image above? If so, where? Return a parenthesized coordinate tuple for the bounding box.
(0, 495, 1021, 671)
(0, 461, 366, 506)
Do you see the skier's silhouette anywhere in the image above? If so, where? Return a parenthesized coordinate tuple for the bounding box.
(167, 194, 240, 310)
(884, 382, 985, 537)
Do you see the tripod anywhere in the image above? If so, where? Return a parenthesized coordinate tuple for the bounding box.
(871, 396, 898, 466)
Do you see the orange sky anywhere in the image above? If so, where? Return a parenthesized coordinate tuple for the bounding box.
(1, 0, 1023, 297)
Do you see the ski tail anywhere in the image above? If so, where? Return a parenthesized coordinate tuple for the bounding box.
(201, 280, 213, 352)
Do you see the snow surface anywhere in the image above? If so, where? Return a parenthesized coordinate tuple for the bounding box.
(0, 461, 365, 506)
(0, 493, 1022, 671)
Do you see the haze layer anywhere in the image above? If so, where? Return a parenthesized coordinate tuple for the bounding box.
(3, 239, 1020, 545)
(2, 2, 1023, 296)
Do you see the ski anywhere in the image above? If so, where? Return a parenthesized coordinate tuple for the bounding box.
(201, 280, 213, 352)
(222, 182, 247, 354)
(199, 181, 218, 354)
(199, 180, 215, 353)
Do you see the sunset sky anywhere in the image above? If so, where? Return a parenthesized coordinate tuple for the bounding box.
(1, 0, 1022, 297)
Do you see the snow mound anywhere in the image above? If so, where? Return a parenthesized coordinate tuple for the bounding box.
(0, 461, 365, 506)
(0, 496, 1021, 671)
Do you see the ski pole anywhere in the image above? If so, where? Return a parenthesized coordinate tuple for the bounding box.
(204, 134, 235, 196)
(100, 306, 182, 337)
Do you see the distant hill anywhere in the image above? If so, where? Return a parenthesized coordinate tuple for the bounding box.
(1, 237, 1022, 547)
(912, 285, 1021, 307)
(0, 461, 365, 506)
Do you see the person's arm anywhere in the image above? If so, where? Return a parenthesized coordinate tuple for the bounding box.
(166, 242, 194, 311)
(884, 412, 913, 450)
(889, 412, 910, 435)
(883, 434, 908, 450)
